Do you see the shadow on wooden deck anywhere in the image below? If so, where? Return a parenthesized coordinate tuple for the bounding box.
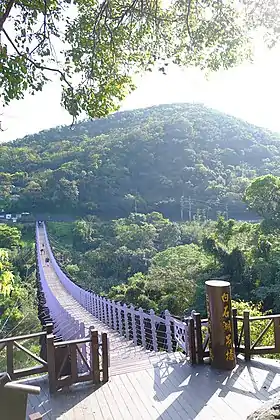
(152, 357, 280, 420)
(24, 357, 280, 419)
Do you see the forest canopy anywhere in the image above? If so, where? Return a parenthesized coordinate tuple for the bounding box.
(1, 103, 280, 220)
(48, 211, 280, 317)
(1, 1, 280, 119)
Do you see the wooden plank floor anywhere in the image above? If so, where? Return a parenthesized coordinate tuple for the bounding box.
(25, 356, 280, 419)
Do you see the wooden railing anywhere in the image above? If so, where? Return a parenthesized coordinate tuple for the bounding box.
(0, 324, 109, 394)
(0, 330, 48, 380)
(47, 327, 109, 394)
(233, 309, 280, 361)
(191, 309, 280, 363)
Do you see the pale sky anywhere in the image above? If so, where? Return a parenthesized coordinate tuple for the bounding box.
(1, 42, 280, 142)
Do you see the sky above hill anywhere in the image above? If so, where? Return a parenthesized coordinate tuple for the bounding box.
(1, 42, 280, 142)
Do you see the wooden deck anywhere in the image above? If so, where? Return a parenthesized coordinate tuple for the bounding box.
(25, 356, 280, 419)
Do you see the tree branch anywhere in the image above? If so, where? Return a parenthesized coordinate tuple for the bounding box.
(29, 0, 48, 55)
(2, 27, 73, 93)
(0, 0, 15, 32)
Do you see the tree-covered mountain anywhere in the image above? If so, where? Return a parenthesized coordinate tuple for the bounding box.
(1, 103, 280, 220)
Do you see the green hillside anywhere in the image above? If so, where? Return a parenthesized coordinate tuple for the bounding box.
(1, 103, 280, 220)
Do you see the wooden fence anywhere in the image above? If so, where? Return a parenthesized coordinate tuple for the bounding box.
(0, 331, 48, 380)
(0, 324, 109, 394)
(191, 309, 280, 363)
(47, 327, 109, 394)
(179, 312, 209, 365)
(233, 309, 280, 361)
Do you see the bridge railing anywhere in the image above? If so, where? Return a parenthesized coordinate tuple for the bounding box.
(36, 225, 96, 373)
(40, 222, 191, 356)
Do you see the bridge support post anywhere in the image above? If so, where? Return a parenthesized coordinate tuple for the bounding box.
(205, 280, 236, 370)
(46, 325, 57, 394)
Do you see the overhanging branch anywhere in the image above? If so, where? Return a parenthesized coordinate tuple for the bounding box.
(0, 0, 15, 32)
(2, 28, 73, 93)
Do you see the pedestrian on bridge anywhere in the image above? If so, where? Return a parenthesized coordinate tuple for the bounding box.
(45, 257, 50, 267)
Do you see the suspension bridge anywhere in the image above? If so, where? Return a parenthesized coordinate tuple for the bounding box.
(1, 222, 280, 419)
(36, 222, 184, 376)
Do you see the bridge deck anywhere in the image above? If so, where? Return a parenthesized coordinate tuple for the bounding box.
(26, 356, 280, 419)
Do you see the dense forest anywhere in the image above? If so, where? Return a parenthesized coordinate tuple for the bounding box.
(47, 202, 280, 318)
(0, 224, 40, 369)
(1, 103, 280, 220)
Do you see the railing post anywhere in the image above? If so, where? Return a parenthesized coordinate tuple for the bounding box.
(232, 308, 239, 353)
(80, 322, 86, 364)
(6, 341, 14, 379)
(101, 333, 109, 383)
(90, 329, 100, 384)
(188, 317, 196, 365)
(130, 305, 137, 345)
(274, 316, 280, 352)
(46, 332, 56, 394)
(150, 309, 158, 352)
(104, 298, 108, 325)
(99, 297, 103, 322)
(90, 293, 94, 315)
(85, 291, 89, 312)
(112, 301, 117, 330)
(194, 313, 203, 364)
(164, 309, 173, 353)
(138, 308, 146, 348)
(123, 304, 129, 340)
(99, 296, 102, 320)
(243, 310, 251, 362)
(108, 301, 113, 328)
(94, 294, 98, 318)
(117, 302, 123, 336)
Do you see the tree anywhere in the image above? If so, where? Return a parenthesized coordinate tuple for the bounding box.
(0, 225, 21, 249)
(244, 175, 280, 221)
(0, 250, 14, 296)
(1, 1, 280, 119)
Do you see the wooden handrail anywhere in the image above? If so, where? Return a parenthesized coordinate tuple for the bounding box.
(228, 314, 280, 321)
(249, 314, 280, 321)
(54, 337, 93, 347)
(0, 331, 46, 344)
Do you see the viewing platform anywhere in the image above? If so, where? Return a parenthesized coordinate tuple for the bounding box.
(25, 356, 280, 419)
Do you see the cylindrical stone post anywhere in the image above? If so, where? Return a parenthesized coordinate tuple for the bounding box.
(205, 279, 236, 370)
